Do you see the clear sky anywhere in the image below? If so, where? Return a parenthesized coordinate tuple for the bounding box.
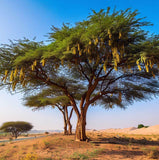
(0, 0, 159, 130)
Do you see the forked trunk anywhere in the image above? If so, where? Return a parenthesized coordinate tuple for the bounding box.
(75, 111, 87, 141)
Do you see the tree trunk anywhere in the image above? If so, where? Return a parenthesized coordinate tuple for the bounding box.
(75, 110, 87, 141)
(62, 111, 68, 135)
(68, 121, 72, 135)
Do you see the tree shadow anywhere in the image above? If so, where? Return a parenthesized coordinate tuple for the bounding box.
(91, 136, 159, 146)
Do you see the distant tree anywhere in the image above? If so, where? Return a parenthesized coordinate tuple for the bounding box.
(0, 121, 33, 139)
(24, 88, 74, 135)
(138, 124, 149, 129)
(0, 8, 159, 141)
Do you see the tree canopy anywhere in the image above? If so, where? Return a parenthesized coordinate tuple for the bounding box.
(24, 88, 74, 135)
(0, 121, 33, 139)
(0, 8, 159, 141)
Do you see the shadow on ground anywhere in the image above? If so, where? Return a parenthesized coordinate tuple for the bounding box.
(91, 136, 159, 146)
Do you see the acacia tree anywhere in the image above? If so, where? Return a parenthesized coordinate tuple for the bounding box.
(0, 121, 33, 139)
(0, 8, 159, 141)
(24, 88, 74, 135)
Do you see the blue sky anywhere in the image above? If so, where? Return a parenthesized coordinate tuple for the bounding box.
(0, 0, 159, 130)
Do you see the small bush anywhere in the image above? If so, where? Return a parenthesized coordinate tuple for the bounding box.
(138, 124, 145, 129)
(23, 153, 38, 160)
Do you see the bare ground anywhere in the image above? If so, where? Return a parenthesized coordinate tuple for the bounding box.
(0, 131, 159, 160)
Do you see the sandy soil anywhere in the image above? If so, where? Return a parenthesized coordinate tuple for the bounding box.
(98, 125, 159, 135)
(0, 126, 159, 160)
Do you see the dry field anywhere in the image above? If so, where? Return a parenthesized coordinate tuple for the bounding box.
(0, 131, 159, 160)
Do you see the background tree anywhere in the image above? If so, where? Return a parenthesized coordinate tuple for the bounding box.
(0, 8, 159, 141)
(0, 121, 33, 139)
(24, 88, 74, 135)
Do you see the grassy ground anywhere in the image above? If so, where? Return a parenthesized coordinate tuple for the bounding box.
(0, 132, 159, 159)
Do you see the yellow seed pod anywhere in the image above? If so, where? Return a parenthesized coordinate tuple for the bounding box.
(73, 47, 76, 54)
(119, 31, 122, 39)
(116, 53, 120, 63)
(136, 60, 140, 65)
(114, 66, 118, 71)
(108, 29, 112, 39)
(94, 38, 98, 45)
(137, 65, 141, 71)
(5, 70, 8, 77)
(108, 40, 111, 46)
(79, 50, 82, 56)
(145, 65, 149, 72)
(88, 58, 92, 64)
(33, 60, 37, 66)
(67, 46, 70, 51)
(4, 70, 8, 82)
(150, 62, 154, 68)
(31, 64, 35, 71)
(14, 68, 18, 78)
(89, 41, 92, 45)
(10, 70, 14, 82)
(22, 80, 26, 87)
(19, 68, 24, 80)
(77, 44, 80, 51)
(114, 60, 117, 67)
(40, 59, 45, 66)
(103, 61, 107, 73)
(88, 48, 91, 54)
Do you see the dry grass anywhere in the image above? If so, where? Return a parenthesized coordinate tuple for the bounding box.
(0, 132, 159, 159)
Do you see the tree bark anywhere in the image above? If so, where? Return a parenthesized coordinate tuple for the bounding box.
(75, 109, 87, 141)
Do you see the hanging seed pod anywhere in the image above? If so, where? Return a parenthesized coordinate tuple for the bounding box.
(77, 44, 80, 51)
(137, 65, 142, 71)
(108, 40, 111, 46)
(103, 61, 107, 73)
(31, 64, 35, 71)
(145, 65, 149, 72)
(89, 41, 92, 45)
(67, 46, 70, 51)
(4, 70, 8, 82)
(114, 65, 118, 71)
(33, 60, 37, 66)
(40, 59, 46, 66)
(10, 70, 14, 82)
(22, 80, 26, 87)
(14, 68, 18, 78)
(94, 38, 98, 45)
(88, 58, 92, 64)
(72, 47, 76, 54)
(79, 50, 82, 56)
(119, 31, 122, 39)
(19, 68, 24, 81)
(88, 48, 91, 54)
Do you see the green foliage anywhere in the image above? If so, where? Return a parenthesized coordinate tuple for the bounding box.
(0, 121, 33, 138)
(138, 124, 149, 129)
